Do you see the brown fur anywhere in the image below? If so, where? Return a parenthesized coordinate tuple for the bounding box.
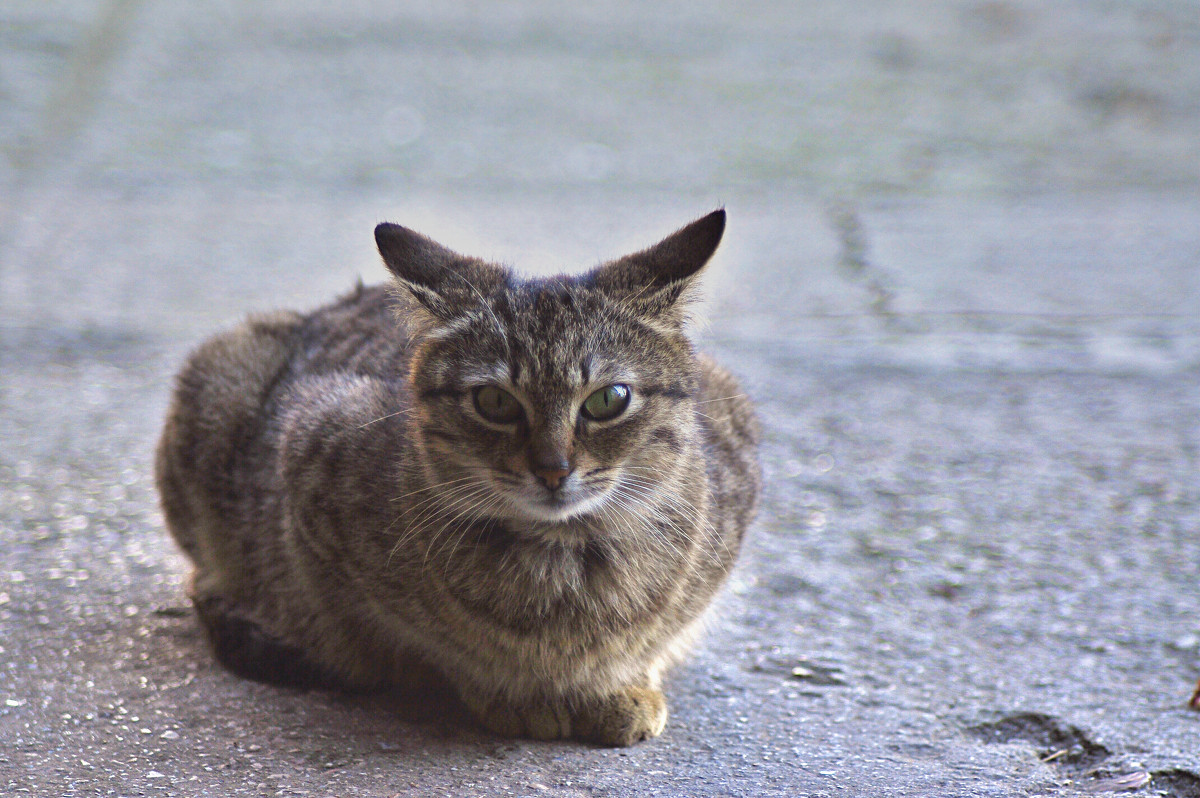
(156, 210, 760, 745)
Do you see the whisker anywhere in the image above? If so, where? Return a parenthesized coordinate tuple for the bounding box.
(387, 480, 494, 565)
(401, 482, 491, 542)
(356, 407, 418, 429)
(428, 489, 505, 570)
(613, 473, 726, 565)
(389, 475, 479, 502)
(437, 492, 507, 577)
(695, 394, 746, 404)
(382, 477, 484, 544)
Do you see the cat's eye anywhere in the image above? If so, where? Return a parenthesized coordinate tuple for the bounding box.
(581, 384, 631, 422)
(473, 386, 523, 424)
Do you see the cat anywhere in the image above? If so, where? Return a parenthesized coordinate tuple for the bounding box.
(155, 209, 760, 746)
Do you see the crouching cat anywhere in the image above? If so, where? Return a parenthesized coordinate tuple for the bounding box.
(155, 209, 760, 746)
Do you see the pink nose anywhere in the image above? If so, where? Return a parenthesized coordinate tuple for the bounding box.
(534, 466, 571, 491)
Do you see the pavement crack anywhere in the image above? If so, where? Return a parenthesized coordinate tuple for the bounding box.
(8, 0, 144, 176)
(1147, 769, 1200, 798)
(0, 0, 144, 315)
(829, 201, 871, 278)
(827, 201, 906, 332)
(968, 711, 1110, 772)
(969, 712, 1200, 796)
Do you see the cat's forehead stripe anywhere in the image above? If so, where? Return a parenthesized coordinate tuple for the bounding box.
(463, 363, 512, 386)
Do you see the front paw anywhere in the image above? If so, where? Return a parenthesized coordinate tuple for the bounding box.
(461, 686, 668, 745)
(575, 686, 668, 747)
(470, 696, 573, 741)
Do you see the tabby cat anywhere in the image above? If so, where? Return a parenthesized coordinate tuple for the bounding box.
(156, 209, 760, 745)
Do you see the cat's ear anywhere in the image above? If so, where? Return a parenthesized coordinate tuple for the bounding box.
(375, 223, 507, 321)
(588, 209, 725, 322)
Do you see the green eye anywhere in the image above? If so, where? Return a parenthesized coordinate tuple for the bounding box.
(473, 386, 523, 424)
(581, 384, 631, 422)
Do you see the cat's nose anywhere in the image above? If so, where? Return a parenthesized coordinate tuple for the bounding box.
(529, 439, 573, 492)
(529, 447, 573, 491)
(533, 464, 572, 492)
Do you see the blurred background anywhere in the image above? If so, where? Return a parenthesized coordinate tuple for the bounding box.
(2, 2, 1199, 796)
(3, 0, 1197, 361)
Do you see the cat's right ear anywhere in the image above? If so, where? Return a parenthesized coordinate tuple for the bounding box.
(375, 223, 506, 322)
(588, 209, 725, 324)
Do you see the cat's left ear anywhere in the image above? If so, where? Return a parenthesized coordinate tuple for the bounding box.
(588, 209, 725, 323)
(375, 222, 507, 321)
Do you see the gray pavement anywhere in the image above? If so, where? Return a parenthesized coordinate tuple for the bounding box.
(2, 2, 1198, 796)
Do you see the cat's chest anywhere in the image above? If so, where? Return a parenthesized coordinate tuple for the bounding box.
(434, 525, 646, 633)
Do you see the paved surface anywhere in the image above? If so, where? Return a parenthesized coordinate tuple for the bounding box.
(2, 2, 1199, 796)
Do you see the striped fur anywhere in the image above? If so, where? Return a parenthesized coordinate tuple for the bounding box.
(156, 210, 760, 745)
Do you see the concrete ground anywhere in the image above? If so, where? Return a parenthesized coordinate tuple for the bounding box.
(2, 1, 1198, 796)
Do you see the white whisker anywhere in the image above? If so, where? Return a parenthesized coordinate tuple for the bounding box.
(386, 478, 494, 566)
(389, 475, 478, 502)
(695, 394, 746, 404)
(613, 471, 727, 566)
(356, 407, 418, 429)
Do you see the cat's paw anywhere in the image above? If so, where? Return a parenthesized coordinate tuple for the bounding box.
(470, 696, 573, 741)
(575, 686, 668, 747)
(190, 589, 335, 689)
(461, 685, 667, 745)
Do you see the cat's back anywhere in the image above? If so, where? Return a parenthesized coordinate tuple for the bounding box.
(155, 283, 408, 558)
(287, 283, 410, 381)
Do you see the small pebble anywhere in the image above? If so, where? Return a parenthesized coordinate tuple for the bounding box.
(1171, 634, 1199, 651)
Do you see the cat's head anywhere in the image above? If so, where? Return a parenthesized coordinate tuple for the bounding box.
(375, 210, 724, 527)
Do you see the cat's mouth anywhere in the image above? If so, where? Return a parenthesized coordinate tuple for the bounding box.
(520, 491, 604, 523)
(499, 479, 612, 524)
(481, 467, 620, 524)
